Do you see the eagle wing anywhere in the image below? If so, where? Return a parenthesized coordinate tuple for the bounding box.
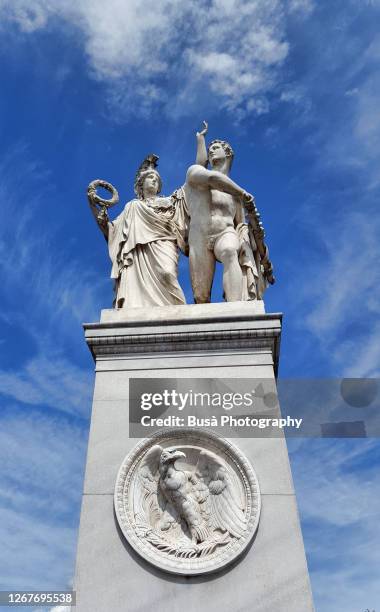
(135, 445, 181, 534)
(194, 450, 247, 539)
(135, 445, 163, 524)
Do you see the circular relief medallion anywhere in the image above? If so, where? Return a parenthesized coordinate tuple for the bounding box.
(114, 429, 261, 575)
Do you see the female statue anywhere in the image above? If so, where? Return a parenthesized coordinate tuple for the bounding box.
(88, 155, 187, 308)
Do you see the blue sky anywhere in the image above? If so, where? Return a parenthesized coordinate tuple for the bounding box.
(0, 0, 379, 610)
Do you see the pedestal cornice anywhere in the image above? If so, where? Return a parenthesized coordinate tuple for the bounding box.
(84, 303, 282, 375)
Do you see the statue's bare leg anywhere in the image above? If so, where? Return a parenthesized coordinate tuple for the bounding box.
(190, 246, 215, 303)
(214, 232, 242, 301)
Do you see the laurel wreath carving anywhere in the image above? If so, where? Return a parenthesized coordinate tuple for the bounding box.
(135, 514, 230, 558)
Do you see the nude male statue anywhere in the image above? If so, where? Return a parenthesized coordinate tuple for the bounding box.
(184, 122, 259, 303)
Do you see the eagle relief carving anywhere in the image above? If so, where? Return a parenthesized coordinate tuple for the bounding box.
(115, 430, 261, 575)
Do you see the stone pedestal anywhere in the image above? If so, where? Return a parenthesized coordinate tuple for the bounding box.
(74, 302, 314, 611)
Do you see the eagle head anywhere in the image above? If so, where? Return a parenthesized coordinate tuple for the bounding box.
(160, 448, 186, 466)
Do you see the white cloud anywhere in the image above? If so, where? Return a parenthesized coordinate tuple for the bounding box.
(287, 0, 314, 13)
(0, 202, 103, 331)
(0, 146, 94, 417)
(0, 506, 76, 589)
(323, 73, 380, 190)
(333, 323, 380, 378)
(289, 439, 380, 611)
(0, 409, 86, 591)
(3, 2, 50, 32)
(0, 0, 309, 119)
(297, 20, 380, 186)
(0, 145, 105, 333)
(0, 353, 92, 417)
(292, 208, 380, 376)
(290, 439, 380, 525)
(0, 409, 87, 514)
(353, 76, 380, 183)
(305, 212, 380, 336)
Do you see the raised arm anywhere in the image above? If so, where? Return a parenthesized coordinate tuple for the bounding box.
(88, 199, 110, 240)
(195, 121, 208, 167)
(186, 163, 252, 202)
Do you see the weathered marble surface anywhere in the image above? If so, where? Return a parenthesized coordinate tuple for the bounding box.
(184, 122, 272, 303)
(88, 155, 186, 308)
(74, 304, 314, 610)
(86, 301, 281, 374)
(76, 494, 313, 612)
(100, 299, 265, 323)
(114, 430, 261, 575)
(87, 123, 274, 308)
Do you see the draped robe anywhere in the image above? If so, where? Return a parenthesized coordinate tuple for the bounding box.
(108, 194, 187, 308)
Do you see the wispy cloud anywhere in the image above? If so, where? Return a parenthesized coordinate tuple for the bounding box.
(305, 212, 380, 336)
(0, 506, 76, 590)
(0, 145, 105, 334)
(287, 0, 314, 12)
(279, 6, 380, 185)
(0, 353, 92, 418)
(0, 0, 312, 120)
(338, 323, 380, 378)
(321, 35, 380, 189)
(289, 439, 380, 611)
(0, 145, 98, 417)
(290, 439, 380, 525)
(288, 206, 380, 376)
(0, 408, 87, 590)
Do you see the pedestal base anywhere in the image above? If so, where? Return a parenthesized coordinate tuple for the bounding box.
(74, 303, 314, 611)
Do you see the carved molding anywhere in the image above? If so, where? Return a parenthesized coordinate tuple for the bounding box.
(87, 327, 279, 363)
(84, 312, 282, 373)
